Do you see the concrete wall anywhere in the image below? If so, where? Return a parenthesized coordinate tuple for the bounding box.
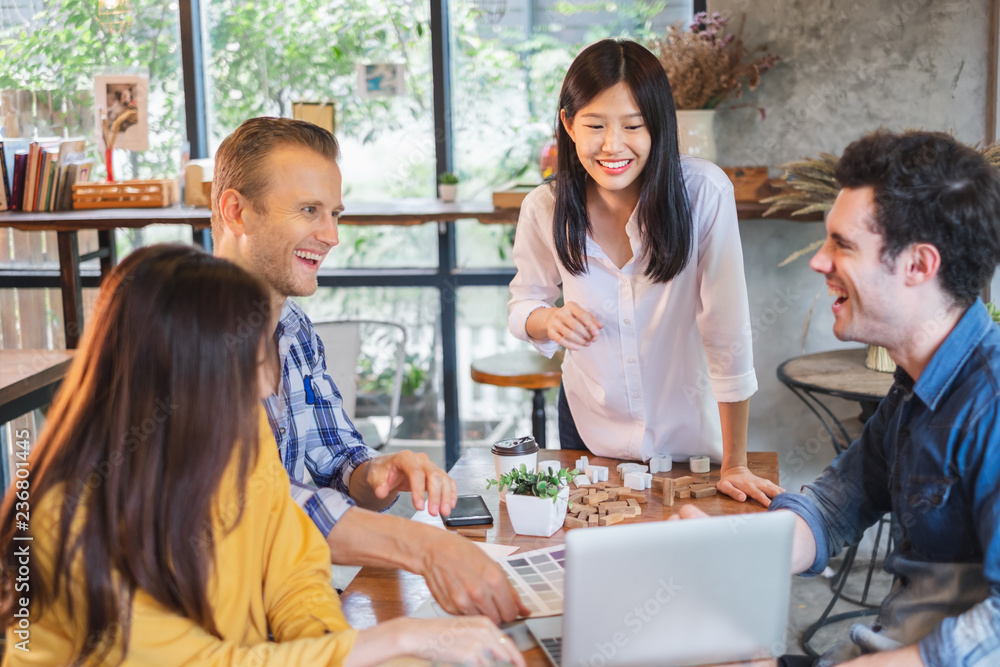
(707, 0, 995, 491)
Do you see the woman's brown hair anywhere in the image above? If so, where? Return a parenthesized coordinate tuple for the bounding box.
(0, 244, 272, 664)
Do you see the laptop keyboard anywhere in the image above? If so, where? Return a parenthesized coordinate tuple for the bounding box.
(541, 637, 563, 664)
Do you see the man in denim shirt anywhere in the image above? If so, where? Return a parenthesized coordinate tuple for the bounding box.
(681, 130, 1000, 666)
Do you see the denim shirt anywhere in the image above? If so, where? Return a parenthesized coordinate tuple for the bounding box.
(771, 300, 1000, 666)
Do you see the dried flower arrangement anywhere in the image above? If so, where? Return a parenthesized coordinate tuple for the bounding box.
(651, 12, 781, 112)
(762, 142, 1000, 221)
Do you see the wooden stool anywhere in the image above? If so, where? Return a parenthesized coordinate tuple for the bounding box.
(470, 350, 563, 449)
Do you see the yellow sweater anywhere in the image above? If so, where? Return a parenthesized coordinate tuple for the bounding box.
(4, 411, 357, 666)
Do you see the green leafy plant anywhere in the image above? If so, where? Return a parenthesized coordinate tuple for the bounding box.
(987, 302, 1000, 325)
(486, 464, 576, 504)
(438, 172, 460, 185)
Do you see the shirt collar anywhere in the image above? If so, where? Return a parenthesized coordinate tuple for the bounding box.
(275, 298, 302, 340)
(912, 299, 993, 410)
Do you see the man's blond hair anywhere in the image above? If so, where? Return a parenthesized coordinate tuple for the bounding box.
(211, 117, 339, 245)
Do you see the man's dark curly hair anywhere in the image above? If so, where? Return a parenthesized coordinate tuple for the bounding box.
(836, 130, 1000, 307)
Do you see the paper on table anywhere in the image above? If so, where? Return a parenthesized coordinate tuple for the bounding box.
(475, 541, 520, 560)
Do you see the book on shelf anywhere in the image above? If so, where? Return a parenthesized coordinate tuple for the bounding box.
(0, 142, 11, 211)
(22, 143, 39, 212)
(58, 159, 94, 211)
(52, 138, 86, 211)
(1, 137, 28, 196)
(11, 152, 27, 211)
(36, 153, 58, 213)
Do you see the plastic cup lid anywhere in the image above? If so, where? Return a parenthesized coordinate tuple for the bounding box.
(491, 436, 539, 456)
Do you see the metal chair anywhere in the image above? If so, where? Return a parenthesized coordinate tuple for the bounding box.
(312, 319, 407, 449)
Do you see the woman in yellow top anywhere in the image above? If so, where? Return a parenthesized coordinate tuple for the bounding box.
(0, 245, 522, 667)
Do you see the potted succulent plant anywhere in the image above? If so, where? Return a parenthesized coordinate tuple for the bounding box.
(438, 172, 459, 202)
(487, 464, 575, 537)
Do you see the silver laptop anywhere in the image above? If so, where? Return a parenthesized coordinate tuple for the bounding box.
(526, 511, 795, 667)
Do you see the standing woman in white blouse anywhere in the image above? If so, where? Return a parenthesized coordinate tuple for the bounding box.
(508, 39, 783, 506)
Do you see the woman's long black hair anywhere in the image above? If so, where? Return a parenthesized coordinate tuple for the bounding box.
(553, 39, 693, 283)
(0, 245, 270, 664)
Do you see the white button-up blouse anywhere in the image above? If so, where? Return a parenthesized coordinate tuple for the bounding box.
(507, 156, 757, 462)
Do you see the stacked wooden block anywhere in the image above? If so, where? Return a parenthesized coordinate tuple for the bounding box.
(564, 481, 647, 529)
(563, 464, 721, 530)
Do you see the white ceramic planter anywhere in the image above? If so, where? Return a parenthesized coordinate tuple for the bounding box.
(505, 486, 569, 537)
(438, 183, 457, 202)
(675, 109, 717, 163)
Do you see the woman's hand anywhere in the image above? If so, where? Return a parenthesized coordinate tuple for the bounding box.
(530, 302, 603, 350)
(348, 616, 526, 667)
(718, 466, 784, 507)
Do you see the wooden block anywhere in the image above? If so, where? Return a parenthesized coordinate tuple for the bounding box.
(690, 483, 716, 492)
(626, 498, 639, 508)
(456, 527, 487, 539)
(663, 478, 675, 506)
(599, 512, 625, 526)
(650, 477, 666, 491)
(671, 476, 695, 488)
(576, 506, 597, 517)
(594, 481, 609, 489)
(582, 491, 609, 505)
(618, 492, 648, 504)
(620, 505, 641, 517)
(564, 515, 589, 529)
(675, 488, 691, 499)
(598, 500, 628, 512)
(691, 486, 718, 499)
(588, 514, 599, 527)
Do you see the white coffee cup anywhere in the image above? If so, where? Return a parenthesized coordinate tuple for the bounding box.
(491, 436, 539, 502)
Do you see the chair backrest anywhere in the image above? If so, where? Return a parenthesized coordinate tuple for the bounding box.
(311, 319, 407, 448)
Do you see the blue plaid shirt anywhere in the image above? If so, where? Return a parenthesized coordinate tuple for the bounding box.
(771, 300, 1000, 667)
(262, 299, 382, 537)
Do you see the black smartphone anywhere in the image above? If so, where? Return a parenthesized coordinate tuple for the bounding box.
(442, 494, 494, 527)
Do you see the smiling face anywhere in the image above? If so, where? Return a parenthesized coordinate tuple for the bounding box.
(239, 145, 343, 301)
(810, 186, 907, 345)
(561, 81, 651, 204)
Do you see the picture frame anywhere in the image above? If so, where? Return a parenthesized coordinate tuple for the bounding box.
(357, 63, 406, 99)
(94, 73, 149, 151)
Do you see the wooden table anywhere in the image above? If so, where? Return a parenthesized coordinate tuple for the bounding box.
(0, 349, 74, 424)
(341, 448, 778, 665)
(470, 350, 564, 449)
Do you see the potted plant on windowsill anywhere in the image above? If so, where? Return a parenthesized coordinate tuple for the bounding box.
(487, 464, 575, 537)
(438, 172, 459, 202)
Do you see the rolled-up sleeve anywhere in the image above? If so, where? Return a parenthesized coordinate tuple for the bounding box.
(508, 186, 563, 359)
(919, 406, 1000, 666)
(691, 174, 757, 403)
(288, 480, 357, 538)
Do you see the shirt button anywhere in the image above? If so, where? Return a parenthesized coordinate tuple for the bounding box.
(624, 318, 631, 325)
(279, 427, 286, 435)
(627, 358, 635, 363)
(631, 393, 639, 398)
